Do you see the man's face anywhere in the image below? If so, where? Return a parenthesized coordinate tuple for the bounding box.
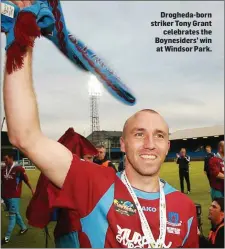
(208, 201, 224, 224)
(4, 156, 13, 167)
(83, 154, 94, 162)
(120, 111, 170, 177)
(206, 147, 211, 153)
(180, 149, 186, 157)
(96, 147, 106, 160)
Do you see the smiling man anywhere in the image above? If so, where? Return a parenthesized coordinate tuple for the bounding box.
(3, 1, 198, 247)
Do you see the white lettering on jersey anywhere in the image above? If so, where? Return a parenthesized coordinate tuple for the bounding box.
(142, 206, 157, 212)
(116, 225, 172, 248)
(166, 221, 182, 227)
(167, 227, 181, 235)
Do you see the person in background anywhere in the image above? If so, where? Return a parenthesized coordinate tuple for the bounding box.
(176, 148, 191, 194)
(208, 141, 224, 200)
(199, 197, 224, 248)
(204, 145, 215, 187)
(1, 153, 34, 244)
(93, 144, 117, 172)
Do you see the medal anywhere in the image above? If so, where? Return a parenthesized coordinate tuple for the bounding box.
(121, 171, 172, 248)
(5, 163, 15, 180)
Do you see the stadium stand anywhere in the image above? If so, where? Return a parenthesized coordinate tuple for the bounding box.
(1, 125, 224, 164)
(1, 131, 35, 169)
(167, 125, 224, 161)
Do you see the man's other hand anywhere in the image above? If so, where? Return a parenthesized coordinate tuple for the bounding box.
(10, 1, 33, 8)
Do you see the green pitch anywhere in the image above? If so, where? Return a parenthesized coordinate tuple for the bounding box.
(1, 161, 212, 248)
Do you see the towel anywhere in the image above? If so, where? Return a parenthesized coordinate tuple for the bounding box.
(26, 128, 97, 229)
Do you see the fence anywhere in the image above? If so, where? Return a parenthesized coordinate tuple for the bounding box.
(1, 158, 36, 170)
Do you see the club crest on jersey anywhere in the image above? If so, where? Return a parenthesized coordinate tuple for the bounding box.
(114, 199, 136, 216)
(167, 212, 182, 226)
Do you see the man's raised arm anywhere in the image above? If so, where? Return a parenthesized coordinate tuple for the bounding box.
(4, 46, 72, 188)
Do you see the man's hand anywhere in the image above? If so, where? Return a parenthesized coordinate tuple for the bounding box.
(9, 1, 33, 8)
(176, 153, 180, 158)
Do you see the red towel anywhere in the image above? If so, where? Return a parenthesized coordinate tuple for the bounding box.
(26, 128, 97, 229)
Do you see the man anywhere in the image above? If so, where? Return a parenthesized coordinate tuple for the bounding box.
(93, 144, 117, 171)
(3, 2, 198, 247)
(1, 153, 34, 244)
(208, 141, 224, 200)
(199, 198, 224, 248)
(204, 145, 215, 186)
(176, 148, 191, 194)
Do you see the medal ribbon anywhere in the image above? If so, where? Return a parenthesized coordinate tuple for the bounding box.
(5, 163, 15, 179)
(121, 171, 171, 248)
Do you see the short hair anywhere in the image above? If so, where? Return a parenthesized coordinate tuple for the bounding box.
(213, 197, 224, 212)
(96, 144, 105, 149)
(180, 148, 186, 152)
(205, 145, 212, 150)
(3, 152, 14, 159)
(122, 109, 160, 138)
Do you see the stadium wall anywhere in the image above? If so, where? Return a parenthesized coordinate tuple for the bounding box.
(166, 135, 224, 162)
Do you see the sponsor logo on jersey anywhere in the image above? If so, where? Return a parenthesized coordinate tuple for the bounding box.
(114, 199, 136, 216)
(116, 225, 173, 248)
(142, 206, 157, 212)
(167, 212, 182, 227)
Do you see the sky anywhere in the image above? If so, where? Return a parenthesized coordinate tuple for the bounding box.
(1, 1, 224, 140)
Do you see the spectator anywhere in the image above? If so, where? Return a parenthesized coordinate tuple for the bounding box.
(176, 148, 191, 194)
(199, 197, 224, 248)
(204, 145, 215, 186)
(208, 141, 224, 199)
(93, 144, 117, 172)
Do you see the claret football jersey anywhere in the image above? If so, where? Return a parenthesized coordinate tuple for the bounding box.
(1, 164, 29, 198)
(51, 155, 198, 248)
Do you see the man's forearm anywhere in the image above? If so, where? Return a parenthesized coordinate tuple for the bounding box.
(4, 48, 42, 149)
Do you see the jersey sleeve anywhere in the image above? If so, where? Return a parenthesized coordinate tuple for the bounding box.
(182, 202, 199, 248)
(51, 155, 116, 217)
(209, 158, 220, 177)
(26, 172, 60, 228)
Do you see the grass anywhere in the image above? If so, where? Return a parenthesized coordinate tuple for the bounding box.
(1, 161, 212, 248)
